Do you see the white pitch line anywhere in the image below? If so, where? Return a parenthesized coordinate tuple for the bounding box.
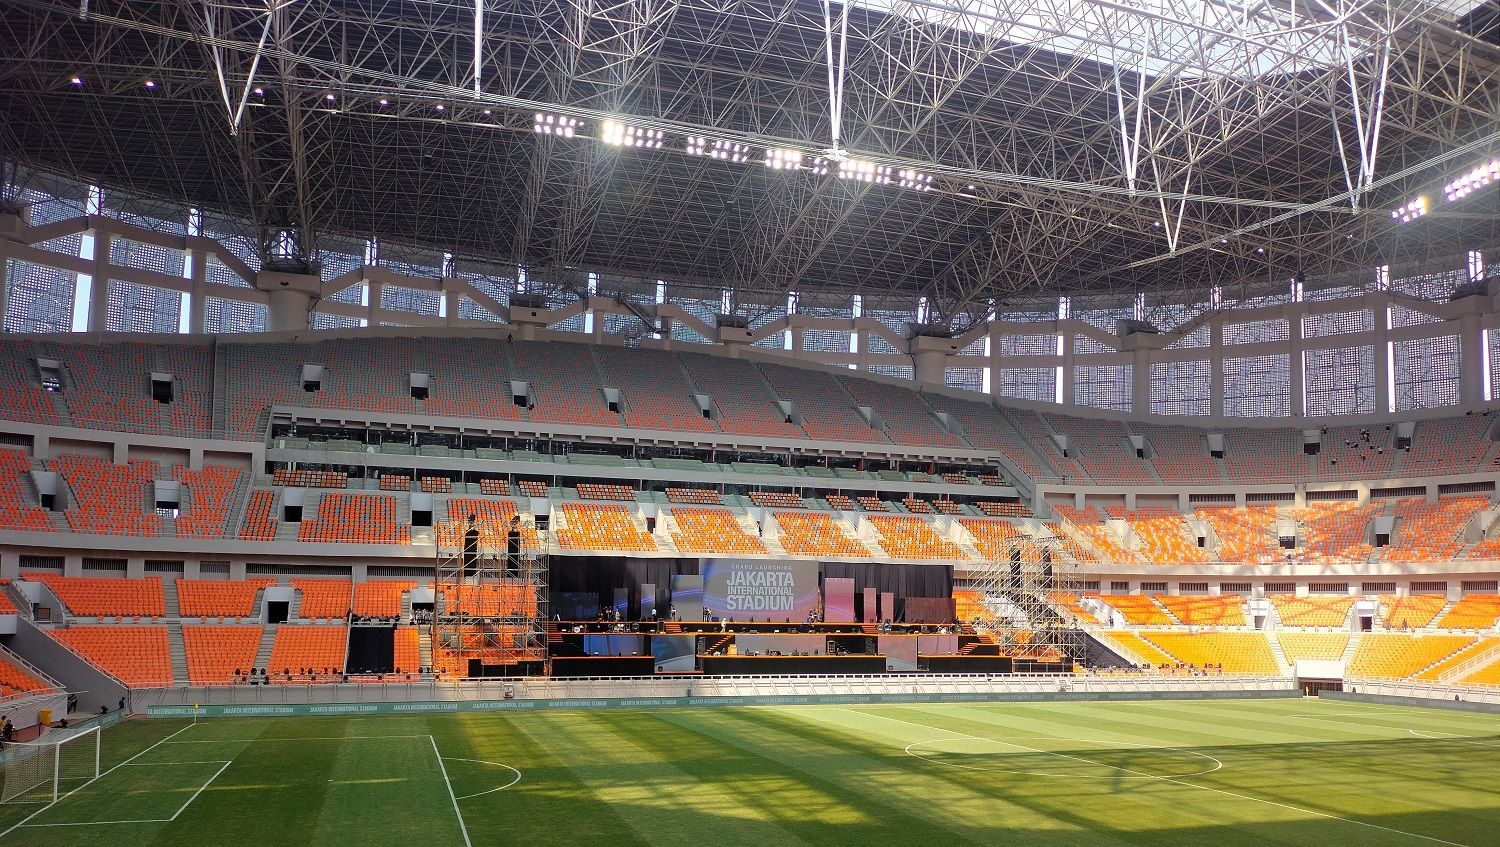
(430, 736, 474, 847)
(0, 720, 199, 841)
(1408, 729, 1500, 747)
(20, 818, 174, 828)
(121, 761, 233, 766)
(161, 734, 432, 744)
(445, 758, 523, 800)
(168, 760, 234, 821)
(844, 707, 1475, 847)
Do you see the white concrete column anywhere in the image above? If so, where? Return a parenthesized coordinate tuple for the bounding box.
(87, 231, 112, 333)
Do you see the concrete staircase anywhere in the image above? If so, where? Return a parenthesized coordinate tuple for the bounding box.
(417, 627, 433, 670)
(165, 623, 189, 685)
(1340, 631, 1362, 664)
(254, 625, 278, 672)
(162, 577, 181, 617)
(400, 590, 413, 625)
(287, 588, 304, 622)
(1266, 631, 1291, 671)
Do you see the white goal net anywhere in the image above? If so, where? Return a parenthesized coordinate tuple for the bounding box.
(0, 726, 101, 804)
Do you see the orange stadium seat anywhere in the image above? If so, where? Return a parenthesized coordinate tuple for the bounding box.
(379, 474, 412, 492)
(1154, 594, 1245, 626)
(1141, 631, 1280, 675)
(442, 581, 536, 618)
(1436, 594, 1500, 629)
(676, 352, 806, 439)
(774, 512, 871, 557)
(1108, 506, 1210, 565)
(1053, 504, 1137, 563)
(27, 573, 165, 618)
(670, 508, 766, 554)
(239, 489, 280, 540)
(479, 479, 511, 496)
(666, 487, 722, 505)
(177, 578, 275, 618)
(1098, 595, 1173, 626)
(298, 492, 410, 544)
(436, 498, 541, 550)
(267, 626, 348, 681)
(0, 448, 53, 532)
(749, 491, 804, 509)
(290, 578, 353, 619)
(1379, 594, 1449, 629)
(556, 503, 656, 551)
(576, 483, 635, 500)
(51, 454, 162, 536)
(394, 626, 421, 674)
(824, 494, 856, 511)
(1413, 637, 1500, 681)
(869, 515, 963, 559)
(51, 626, 171, 686)
(173, 464, 242, 538)
(183, 625, 262, 684)
(1379, 497, 1487, 562)
(273, 468, 348, 488)
(758, 363, 888, 443)
(0, 651, 53, 697)
(1347, 633, 1474, 678)
(353, 580, 415, 618)
(837, 375, 964, 448)
(1195, 505, 1280, 564)
(1276, 632, 1349, 663)
(1269, 594, 1353, 627)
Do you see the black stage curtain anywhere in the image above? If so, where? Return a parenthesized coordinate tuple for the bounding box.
(549, 557, 700, 619)
(819, 561, 953, 622)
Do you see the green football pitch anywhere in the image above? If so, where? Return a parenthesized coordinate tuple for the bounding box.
(0, 697, 1496, 846)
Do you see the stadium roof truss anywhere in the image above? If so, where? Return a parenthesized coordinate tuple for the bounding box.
(2, 0, 1500, 325)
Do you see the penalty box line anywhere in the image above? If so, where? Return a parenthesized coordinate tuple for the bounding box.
(843, 707, 1475, 847)
(21, 760, 234, 829)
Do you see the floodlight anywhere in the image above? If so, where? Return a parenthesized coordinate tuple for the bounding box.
(839, 158, 892, 184)
(897, 169, 932, 191)
(1391, 197, 1426, 224)
(809, 156, 832, 176)
(534, 113, 578, 138)
(765, 148, 804, 170)
(601, 120, 663, 149)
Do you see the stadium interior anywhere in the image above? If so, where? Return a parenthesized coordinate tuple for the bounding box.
(3, 0, 1500, 843)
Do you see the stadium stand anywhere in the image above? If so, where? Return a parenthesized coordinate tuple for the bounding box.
(669, 508, 765, 554)
(1413, 637, 1500, 681)
(1136, 426, 1220, 483)
(774, 512, 871, 557)
(273, 469, 348, 488)
(51, 454, 161, 536)
(177, 578, 275, 618)
(0, 339, 60, 425)
(512, 341, 617, 426)
(0, 448, 53, 532)
(1195, 505, 1279, 564)
(1045, 415, 1156, 484)
(596, 346, 716, 433)
(1097, 631, 1181, 667)
(577, 483, 635, 500)
(759, 363, 888, 443)
(479, 479, 511, 496)
(1053, 504, 1137, 562)
(901, 498, 935, 514)
(297, 492, 410, 544)
(1154, 594, 1245, 626)
(676, 352, 806, 439)
(436, 498, 540, 549)
(556, 503, 656, 551)
(1315, 425, 1395, 480)
(0, 651, 53, 697)
(1379, 497, 1488, 562)
(173, 464, 242, 538)
(1347, 633, 1475, 678)
(1108, 506, 1210, 565)
(1141, 632, 1281, 675)
(51, 626, 172, 686)
(394, 626, 420, 674)
(1006, 411, 1087, 479)
(869, 515, 963, 559)
(379, 474, 412, 492)
(27, 574, 164, 619)
(666, 487, 722, 505)
(1379, 594, 1450, 629)
(1287, 502, 1377, 564)
(239, 489, 279, 540)
(1097, 595, 1173, 626)
(353, 580, 415, 619)
(1399, 415, 1500, 477)
(1269, 594, 1354, 627)
(443, 582, 536, 618)
(183, 625, 262, 684)
(289, 579, 353, 619)
(1276, 632, 1349, 663)
(1437, 594, 1500, 629)
(1221, 429, 1305, 482)
(268, 626, 349, 680)
(836, 376, 963, 448)
(749, 491, 804, 509)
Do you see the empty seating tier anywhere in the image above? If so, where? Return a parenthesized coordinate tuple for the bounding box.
(1053, 505, 1136, 563)
(479, 479, 511, 496)
(1195, 505, 1279, 564)
(0, 448, 52, 532)
(869, 515, 963, 559)
(1098, 631, 1180, 667)
(52, 626, 171, 686)
(173, 464, 242, 538)
(824, 494, 855, 510)
(267, 626, 349, 680)
(512, 341, 616, 427)
(1112, 507, 1209, 565)
(749, 491, 804, 509)
(1347, 633, 1474, 678)
(774, 512, 871, 557)
(290, 578, 353, 619)
(353, 580, 415, 619)
(596, 346, 716, 433)
(1276, 632, 1349, 663)
(273, 469, 348, 488)
(177, 578, 274, 618)
(1154, 594, 1245, 626)
(901, 498, 935, 514)
(239, 489, 279, 540)
(298, 492, 409, 544)
(1098, 595, 1173, 626)
(557, 503, 656, 551)
(52, 455, 161, 537)
(1379, 594, 1448, 629)
(1437, 594, 1500, 629)
(677, 352, 805, 439)
(666, 487, 722, 505)
(576, 483, 635, 501)
(977, 501, 1029, 517)
(0, 652, 53, 697)
(670, 508, 765, 554)
(420, 476, 452, 493)
(28, 574, 164, 618)
(379, 475, 412, 491)
(1379, 497, 1488, 562)
(442, 581, 536, 618)
(1287, 502, 1377, 564)
(855, 496, 887, 512)
(1140, 632, 1280, 675)
(183, 625, 263, 684)
(837, 375, 962, 448)
(518, 480, 548, 498)
(759, 363, 887, 443)
(1269, 595, 1353, 627)
(394, 626, 420, 674)
(1413, 636, 1500, 681)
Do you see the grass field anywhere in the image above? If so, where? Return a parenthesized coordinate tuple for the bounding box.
(0, 697, 1497, 846)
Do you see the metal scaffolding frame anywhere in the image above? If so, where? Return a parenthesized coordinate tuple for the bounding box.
(2, 0, 1500, 326)
(432, 518, 549, 676)
(966, 531, 1085, 668)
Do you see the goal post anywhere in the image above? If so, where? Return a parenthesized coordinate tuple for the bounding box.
(0, 725, 102, 805)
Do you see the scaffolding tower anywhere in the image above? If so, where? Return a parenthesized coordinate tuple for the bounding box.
(432, 518, 549, 677)
(965, 529, 1085, 670)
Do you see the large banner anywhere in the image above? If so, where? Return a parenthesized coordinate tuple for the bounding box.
(823, 577, 855, 623)
(702, 559, 820, 622)
(669, 575, 703, 620)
